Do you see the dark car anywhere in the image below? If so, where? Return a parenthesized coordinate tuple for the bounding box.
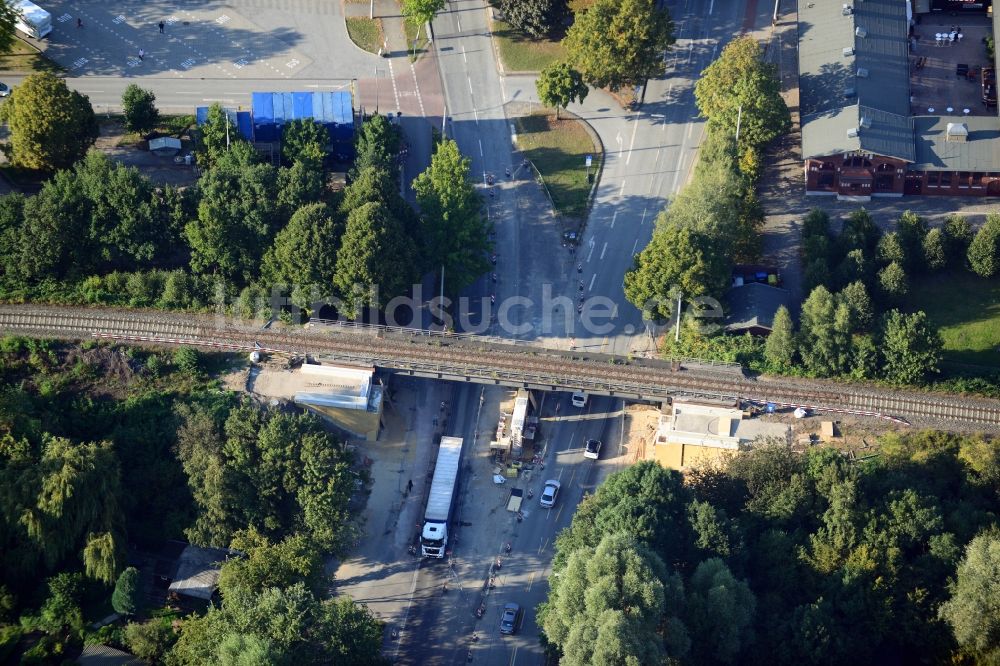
(500, 602, 521, 635)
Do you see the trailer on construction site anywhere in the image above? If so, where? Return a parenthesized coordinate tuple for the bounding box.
(506, 488, 523, 512)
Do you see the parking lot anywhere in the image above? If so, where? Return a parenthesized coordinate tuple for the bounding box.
(26, 0, 373, 82)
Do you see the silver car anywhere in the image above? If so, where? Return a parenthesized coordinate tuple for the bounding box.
(539, 479, 561, 508)
(584, 438, 602, 460)
(500, 602, 521, 635)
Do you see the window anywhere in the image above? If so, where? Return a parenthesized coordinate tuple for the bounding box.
(941, 171, 952, 187)
(959, 172, 971, 188)
(927, 172, 940, 187)
(973, 173, 984, 187)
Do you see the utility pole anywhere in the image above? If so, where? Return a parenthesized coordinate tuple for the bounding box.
(370, 0, 374, 20)
(735, 104, 743, 144)
(374, 66, 379, 114)
(674, 292, 682, 342)
(772, 0, 780, 24)
(439, 264, 445, 328)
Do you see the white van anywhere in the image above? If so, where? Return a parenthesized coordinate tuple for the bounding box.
(571, 391, 587, 408)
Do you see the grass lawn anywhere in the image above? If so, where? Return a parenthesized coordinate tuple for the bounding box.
(346, 17, 384, 55)
(908, 270, 1000, 367)
(492, 20, 565, 72)
(0, 37, 61, 74)
(513, 110, 601, 220)
(403, 18, 431, 61)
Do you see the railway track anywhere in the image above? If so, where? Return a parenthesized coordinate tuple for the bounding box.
(0, 304, 997, 431)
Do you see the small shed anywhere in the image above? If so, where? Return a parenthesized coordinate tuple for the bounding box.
(167, 544, 236, 601)
(77, 644, 144, 666)
(148, 137, 182, 156)
(725, 283, 792, 336)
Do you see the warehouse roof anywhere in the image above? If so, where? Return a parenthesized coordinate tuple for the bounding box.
(913, 116, 1000, 171)
(798, 0, 913, 160)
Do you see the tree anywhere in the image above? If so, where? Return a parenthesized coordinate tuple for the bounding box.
(185, 143, 280, 283)
(333, 201, 416, 318)
(501, 0, 564, 37)
(277, 160, 325, 218)
(412, 139, 489, 294)
(834, 248, 873, 289)
(968, 213, 1000, 278)
(922, 228, 948, 272)
(262, 203, 342, 308)
(401, 0, 445, 44)
(563, 0, 674, 91)
(125, 621, 177, 662)
(940, 529, 1000, 663)
(764, 304, 796, 368)
(624, 222, 726, 321)
(282, 118, 328, 167)
(112, 567, 141, 616)
(694, 37, 789, 151)
(540, 532, 689, 665)
(38, 573, 85, 634)
(173, 347, 201, 374)
(0, 72, 98, 171)
(121, 84, 160, 135)
(352, 115, 401, 176)
(218, 530, 325, 598)
(197, 103, 242, 169)
(942, 214, 973, 265)
(895, 210, 928, 273)
(798, 286, 851, 376)
(0, 2, 18, 55)
(83, 531, 123, 585)
(688, 500, 732, 558)
(837, 280, 873, 332)
(876, 232, 907, 267)
(877, 261, 909, 303)
(684, 558, 756, 664)
(879, 309, 942, 385)
(840, 208, 881, 257)
(536, 63, 589, 119)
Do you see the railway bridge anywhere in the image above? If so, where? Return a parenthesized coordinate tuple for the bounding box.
(0, 304, 997, 432)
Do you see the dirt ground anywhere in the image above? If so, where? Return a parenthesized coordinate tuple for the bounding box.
(94, 119, 200, 188)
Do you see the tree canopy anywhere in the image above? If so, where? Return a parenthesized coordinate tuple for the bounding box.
(0, 72, 98, 171)
(563, 0, 674, 91)
(121, 84, 160, 135)
(537, 63, 589, 119)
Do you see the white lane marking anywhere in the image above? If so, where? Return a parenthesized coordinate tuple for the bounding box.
(511, 646, 519, 666)
(600, 242, 607, 259)
(640, 206, 649, 225)
(479, 139, 484, 156)
(619, 179, 627, 196)
(587, 244, 595, 262)
(392, 562, 422, 659)
(631, 238, 640, 254)
(610, 211, 617, 228)
(625, 111, 640, 165)
(526, 571, 535, 592)
(462, 44, 467, 63)
(457, 16, 462, 31)
(709, 0, 714, 14)
(588, 274, 596, 291)
(468, 77, 474, 96)
(386, 58, 401, 110)
(410, 60, 426, 117)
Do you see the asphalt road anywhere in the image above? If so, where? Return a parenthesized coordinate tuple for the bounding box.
(393, 385, 625, 666)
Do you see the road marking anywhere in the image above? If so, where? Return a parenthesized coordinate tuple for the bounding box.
(687, 41, 694, 64)
(510, 647, 518, 665)
(586, 244, 594, 262)
(538, 538, 548, 554)
(554, 504, 564, 523)
(386, 58, 401, 110)
(708, 0, 714, 14)
(479, 139, 484, 156)
(600, 242, 607, 260)
(410, 61, 426, 117)
(457, 16, 462, 31)
(640, 206, 649, 225)
(392, 562, 422, 660)
(610, 211, 617, 228)
(462, 44, 467, 63)
(469, 77, 475, 96)
(625, 111, 640, 165)
(631, 238, 640, 254)
(526, 571, 535, 592)
(619, 179, 627, 196)
(588, 273, 596, 291)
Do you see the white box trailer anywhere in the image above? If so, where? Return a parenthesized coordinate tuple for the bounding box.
(421, 436, 463, 558)
(10, 0, 51, 39)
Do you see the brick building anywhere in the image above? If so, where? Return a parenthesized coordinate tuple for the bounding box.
(798, 0, 1000, 199)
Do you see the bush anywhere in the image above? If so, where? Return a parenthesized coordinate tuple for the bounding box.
(0, 625, 23, 663)
(111, 567, 140, 616)
(173, 347, 200, 374)
(124, 620, 175, 661)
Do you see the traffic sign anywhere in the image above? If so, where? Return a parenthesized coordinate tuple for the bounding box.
(585, 155, 593, 167)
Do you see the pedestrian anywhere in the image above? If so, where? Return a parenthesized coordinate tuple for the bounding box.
(407, 479, 413, 493)
(138, 48, 144, 61)
(158, 21, 165, 33)
(76, 17, 83, 28)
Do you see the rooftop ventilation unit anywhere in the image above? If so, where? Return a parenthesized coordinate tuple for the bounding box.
(860, 116, 872, 128)
(844, 86, 857, 98)
(857, 67, 869, 78)
(946, 122, 969, 142)
(842, 4, 853, 15)
(847, 127, 860, 138)
(843, 46, 854, 56)
(856, 26, 867, 38)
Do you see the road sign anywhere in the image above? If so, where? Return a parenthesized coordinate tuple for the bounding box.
(585, 155, 593, 167)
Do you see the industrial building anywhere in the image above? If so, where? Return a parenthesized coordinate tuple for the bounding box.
(799, 0, 1000, 198)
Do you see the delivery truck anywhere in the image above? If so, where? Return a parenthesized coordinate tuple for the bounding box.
(10, 0, 51, 39)
(421, 436, 463, 558)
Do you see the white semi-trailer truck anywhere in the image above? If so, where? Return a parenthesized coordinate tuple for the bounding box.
(10, 1, 51, 39)
(421, 436, 463, 558)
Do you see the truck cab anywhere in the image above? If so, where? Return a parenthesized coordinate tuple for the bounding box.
(421, 521, 447, 557)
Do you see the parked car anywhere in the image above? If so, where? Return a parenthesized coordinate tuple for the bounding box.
(571, 390, 587, 408)
(539, 479, 561, 508)
(500, 602, 521, 635)
(0, 83, 10, 97)
(584, 439, 602, 460)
